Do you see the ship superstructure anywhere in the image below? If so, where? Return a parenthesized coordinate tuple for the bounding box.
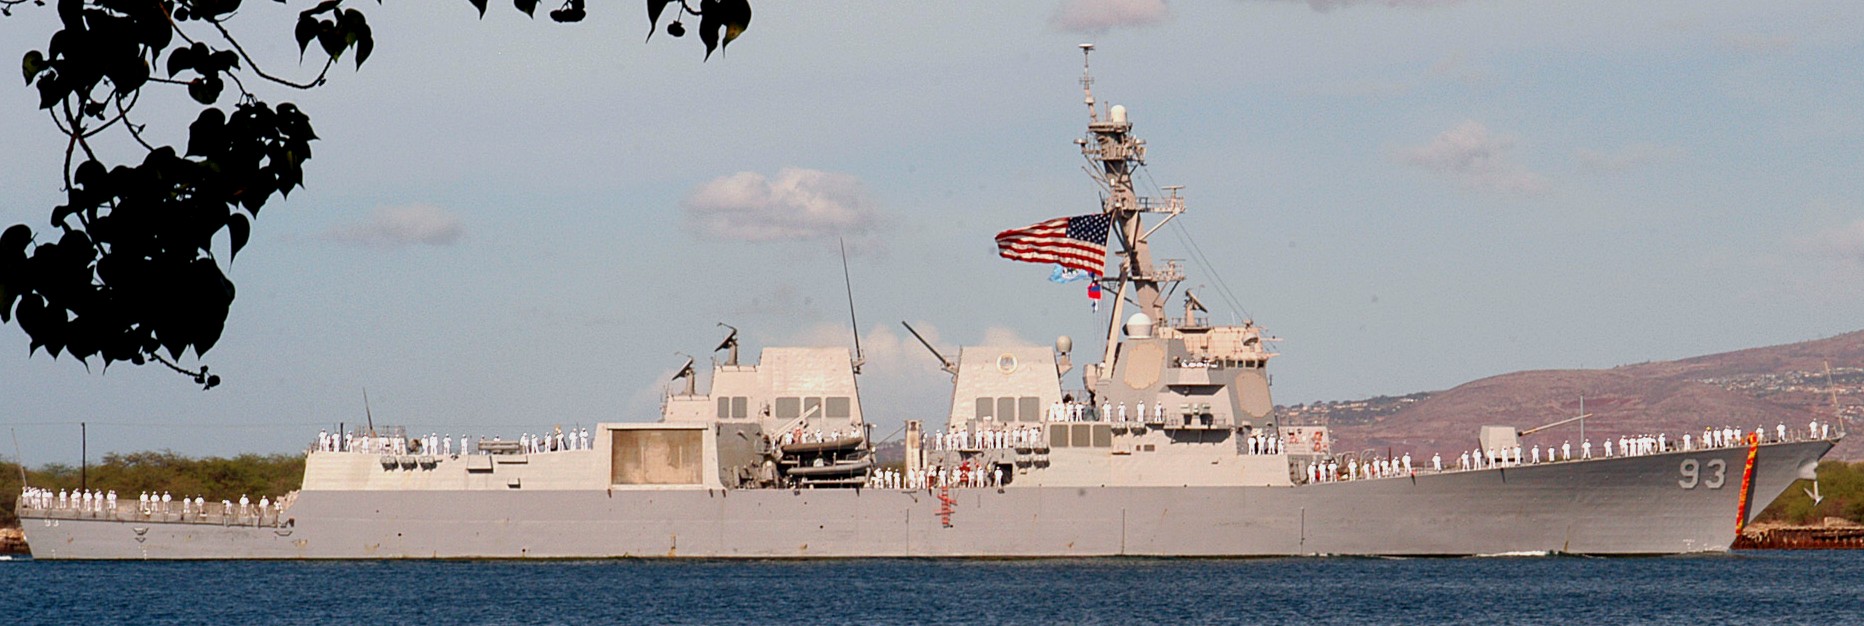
(15, 47, 1840, 559)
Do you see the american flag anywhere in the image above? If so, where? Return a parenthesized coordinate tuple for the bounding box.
(994, 214, 1111, 275)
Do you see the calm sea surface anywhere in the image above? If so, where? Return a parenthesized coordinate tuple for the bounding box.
(2, 551, 1860, 625)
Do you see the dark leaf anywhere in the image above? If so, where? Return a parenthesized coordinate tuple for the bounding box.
(55, 0, 81, 30)
(210, 50, 241, 73)
(107, 56, 149, 94)
(295, 15, 318, 56)
(73, 160, 106, 189)
(50, 204, 77, 227)
(35, 72, 63, 109)
(305, 0, 341, 16)
(187, 108, 227, 157)
(645, 0, 672, 40)
(699, 15, 719, 59)
(22, 50, 46, 85)
(468, 0, 487, 18)
(340, 9, 373, 67)
(317, 24, 346, 60)
(187, 74, 223, 105)
(166, 42, 197, 77)
(227, 213, 250, 261)
(718, 0, 751, 50)
(1, 225, 30, 255)
(514, 0, 538, 17)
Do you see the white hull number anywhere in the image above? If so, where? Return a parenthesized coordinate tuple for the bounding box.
(1678, 458, 1727, 489)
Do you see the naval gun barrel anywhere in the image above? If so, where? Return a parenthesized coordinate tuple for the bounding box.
(901, 321, 957, 377)
(1520, 413, 1594, 437)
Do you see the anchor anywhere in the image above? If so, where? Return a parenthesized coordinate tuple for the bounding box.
(1804, 481, 1824, 506)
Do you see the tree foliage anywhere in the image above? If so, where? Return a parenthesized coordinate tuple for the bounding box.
(2, 450, 306, 528)
(1756, 460, 1864, 525)
(1, 0, 751, 387)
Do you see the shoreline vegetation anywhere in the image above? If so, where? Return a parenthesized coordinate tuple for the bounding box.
(2, 452, 304, 532)
(3, 453, 1861, 554)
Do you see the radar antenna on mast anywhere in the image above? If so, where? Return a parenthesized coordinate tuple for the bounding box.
(1079, 43, 1098, 122)
(901, 321, 957, 380)
(671, 354, 697, 396)
(714, 323, 740, 367)
(362, 388, 376, 437)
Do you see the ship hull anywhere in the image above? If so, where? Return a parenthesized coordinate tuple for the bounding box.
(19, 440, 1830, 559)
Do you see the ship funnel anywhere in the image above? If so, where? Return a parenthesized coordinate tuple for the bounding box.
(1110, 104, 1127, 124)
(1123, 313, 1153, 339)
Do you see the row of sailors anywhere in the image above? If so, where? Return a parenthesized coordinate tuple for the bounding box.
(926, 427, 1045, 451)
(1439, 422, 1830, 474)
(865, 464, 1004, 490)
(315, 429, 595, 455)
(1246, 433, 1283, 455)
(1046, 401, 1172, 423)
(776, 428, 862, 447)
(17, 487, 285, 521)
(1300, 420, 1831, 483)
(1303, 454, 1415, 483)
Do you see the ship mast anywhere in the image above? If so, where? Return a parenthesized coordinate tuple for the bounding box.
(1077, 44, 1184, 377)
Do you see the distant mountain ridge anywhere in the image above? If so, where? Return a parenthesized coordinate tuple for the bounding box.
(1296, 330, 1864, 460)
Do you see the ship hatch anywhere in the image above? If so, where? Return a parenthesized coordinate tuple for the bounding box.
(610, 429, 703, 485)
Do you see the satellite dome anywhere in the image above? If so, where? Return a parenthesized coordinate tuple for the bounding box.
(1123, 313, 1153, 339)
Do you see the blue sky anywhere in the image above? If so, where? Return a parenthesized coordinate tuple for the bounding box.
(4, 0, 1862, 463)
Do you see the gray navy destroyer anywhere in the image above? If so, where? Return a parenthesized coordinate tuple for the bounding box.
(17, 47, 1840, 558)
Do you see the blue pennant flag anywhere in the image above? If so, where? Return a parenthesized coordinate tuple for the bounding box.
(1049, 265, 1091, 284)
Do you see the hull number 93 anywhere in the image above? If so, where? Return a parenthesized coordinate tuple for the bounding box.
(1678, 458, 1727, 489)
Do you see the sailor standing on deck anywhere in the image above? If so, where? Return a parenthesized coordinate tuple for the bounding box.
(1432, 453, 1442, 472)
(1118, 402, 1127, 422)
(1580, 440, 1590, 459)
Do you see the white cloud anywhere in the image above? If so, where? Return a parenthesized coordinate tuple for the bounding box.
(1807, 220, 1864, 265)
(1399, 120, 1550, 195)
(1575, 143, 1685, 173)
(320, 203, 464, 247)
(1050, 0, 1171, 34)
(682, 168, 880, 245)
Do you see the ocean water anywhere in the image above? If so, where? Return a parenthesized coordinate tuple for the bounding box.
(3, 551, 1861, 625)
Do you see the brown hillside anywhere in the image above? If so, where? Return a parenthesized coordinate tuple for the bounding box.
(1326, 330, 1864, 460)
(1618, 330, 1864, 381)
